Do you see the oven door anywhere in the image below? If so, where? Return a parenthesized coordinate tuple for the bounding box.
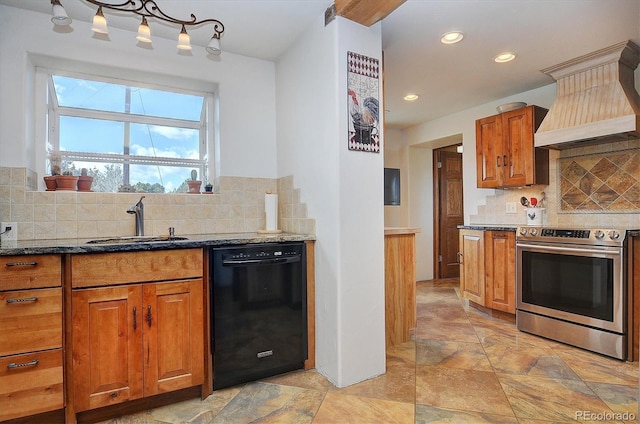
(516, 241, 624, 334)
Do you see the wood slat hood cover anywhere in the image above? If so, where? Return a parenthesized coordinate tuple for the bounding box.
(334, 0, 406, 27)
(535, 40, 640, 149)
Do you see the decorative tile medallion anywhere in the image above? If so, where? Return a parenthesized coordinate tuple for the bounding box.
(559, 149, 640, 211)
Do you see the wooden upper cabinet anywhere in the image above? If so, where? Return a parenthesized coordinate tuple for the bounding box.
(476, 105, 549, 188)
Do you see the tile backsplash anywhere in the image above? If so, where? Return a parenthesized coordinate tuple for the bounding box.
(0, 169, 315, 240)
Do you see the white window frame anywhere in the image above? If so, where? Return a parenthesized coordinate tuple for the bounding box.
(39, 67, 216, 191)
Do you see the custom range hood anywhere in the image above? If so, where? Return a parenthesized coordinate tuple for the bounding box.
(535, 40, 640, 149)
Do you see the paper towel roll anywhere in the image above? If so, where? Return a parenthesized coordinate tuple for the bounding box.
(265, 193, 278, 231)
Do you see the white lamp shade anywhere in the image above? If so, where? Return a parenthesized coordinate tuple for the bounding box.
(91, 9, 108, 34)
(206, 36, 221, 55)
(177, 26, 192, 50)
(51, 2, 71, 26)
(136, 19, 151, 43)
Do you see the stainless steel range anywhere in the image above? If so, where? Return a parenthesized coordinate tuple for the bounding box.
(516, 226, 627, 360)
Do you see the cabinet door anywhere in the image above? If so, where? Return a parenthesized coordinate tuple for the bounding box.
(143, 279, 204, 396)
(72, 285, 143, 412)
(476, 115, 503, 188)
(485, 231, 516, 313)
(459, 230, 485, 305)
(501, 107, 535, 187)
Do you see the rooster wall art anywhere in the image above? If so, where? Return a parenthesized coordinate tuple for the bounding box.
(347, 51, 380, 152)
(348, 89, 379, 145)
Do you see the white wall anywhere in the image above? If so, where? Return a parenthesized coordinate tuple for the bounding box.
(0, 5, 277, 179)
(383, 127, 408, 227)
(276, 16, 385, 387)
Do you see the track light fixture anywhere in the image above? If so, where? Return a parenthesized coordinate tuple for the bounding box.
(50, 0, 224, 55)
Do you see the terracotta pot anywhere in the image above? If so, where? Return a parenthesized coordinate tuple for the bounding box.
(55, 175, 78, 191)
(187, 180, 202, 194)
(77, 176, 94, 192)
(43, 176, 57, 191)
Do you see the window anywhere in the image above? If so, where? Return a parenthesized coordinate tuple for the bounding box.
(46, 72, 213, 193)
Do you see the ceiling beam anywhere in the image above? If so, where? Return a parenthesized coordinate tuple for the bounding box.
(334, 0, 406, 27)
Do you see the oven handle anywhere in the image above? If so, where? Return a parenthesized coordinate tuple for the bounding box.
(516, 243, 621, 255)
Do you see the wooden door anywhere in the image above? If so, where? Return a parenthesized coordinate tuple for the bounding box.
(485, 231, 516, 313)
(436, 150, 463, 278)
(72, 285, 143, 412)
(501, 106, 535, 187)
(459, 230, 485, 305)
(475, 114, 502, 188)
(143, 279, 204, 396)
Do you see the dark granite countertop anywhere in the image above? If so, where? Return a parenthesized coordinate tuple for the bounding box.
(457, 225, 518, 232)
(0, 233, 315, 256)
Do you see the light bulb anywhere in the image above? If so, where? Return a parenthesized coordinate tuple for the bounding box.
(136, 17, 151, 43)
(206, 35, 221, 55)
(51, 0, 72, 26)
(177, 25, 192, 50)
(91, 6, 108, 34)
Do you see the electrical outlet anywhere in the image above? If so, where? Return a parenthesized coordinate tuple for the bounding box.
(505, 202, 518, 214)
(1, 222, 17, 242)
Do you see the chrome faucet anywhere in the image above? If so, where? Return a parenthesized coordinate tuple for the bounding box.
(126, 195, 146, 236)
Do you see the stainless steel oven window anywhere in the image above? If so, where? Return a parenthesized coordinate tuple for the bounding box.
(516, 243, 624, 334)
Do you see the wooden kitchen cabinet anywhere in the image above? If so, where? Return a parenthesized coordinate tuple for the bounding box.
(459, 229, 485, 305)
(484, 231, 516, 313)
(459, 230, 516, 314)
(476, 105, 549, 188)
(384, 229, 419, 347)
(0, 255, 64, 422)
(68, 249, 204, 417)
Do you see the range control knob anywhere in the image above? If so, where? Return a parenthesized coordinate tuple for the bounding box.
(609, 231, 620, 240)
(519, 228, 528, 236)
(530, 228, 538, 236)
(594, 230, 605, 239)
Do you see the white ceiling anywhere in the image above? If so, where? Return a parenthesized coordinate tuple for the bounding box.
(2, 0, 639, 129)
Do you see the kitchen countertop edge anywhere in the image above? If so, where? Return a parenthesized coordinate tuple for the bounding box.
(457, 224, 517, 232)
(0, 233, 316, 256)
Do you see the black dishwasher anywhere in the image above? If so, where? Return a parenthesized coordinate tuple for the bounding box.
(210, 242, 307, 390)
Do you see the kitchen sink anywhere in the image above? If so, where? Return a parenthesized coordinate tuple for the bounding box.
(86, 236, 189, 244)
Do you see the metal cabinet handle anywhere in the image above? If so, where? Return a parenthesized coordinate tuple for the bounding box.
(133, 306, 137, 330)
(496, 156, 501, 167)
(146, 305, 152, 328)
(7, 359, 39, 369)
(457, 252, 463, 264)
(5, 261, 38, 267)
(503, 155, 507, 167)
(6, 297, 38, 304)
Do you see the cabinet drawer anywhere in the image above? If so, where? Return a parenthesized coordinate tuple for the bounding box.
(0, 288, 62, 356)
(0, 255, 62, 291)
(71, 248, 203, 288)
(0, 349, 64, 421)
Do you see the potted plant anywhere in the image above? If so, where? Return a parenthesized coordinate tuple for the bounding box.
(186, 169, 202, 194)
(44, 151, 62, 191)
(77, 168, 94, 192)
(204, 182, 213, 194)
(56, 170, 79, 191)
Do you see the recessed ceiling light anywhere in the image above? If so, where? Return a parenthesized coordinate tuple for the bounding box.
(494, 52, 516, 63)
(404, 94, 419, 101)
(440, 31, 464, 45)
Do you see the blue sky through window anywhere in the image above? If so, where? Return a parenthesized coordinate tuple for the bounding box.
(51, 75, 207, 192)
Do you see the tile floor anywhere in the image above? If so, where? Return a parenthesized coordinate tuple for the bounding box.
(98, 279, 639, 423)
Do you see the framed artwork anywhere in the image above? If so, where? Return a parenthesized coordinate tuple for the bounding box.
(347, 51, 380, 153)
